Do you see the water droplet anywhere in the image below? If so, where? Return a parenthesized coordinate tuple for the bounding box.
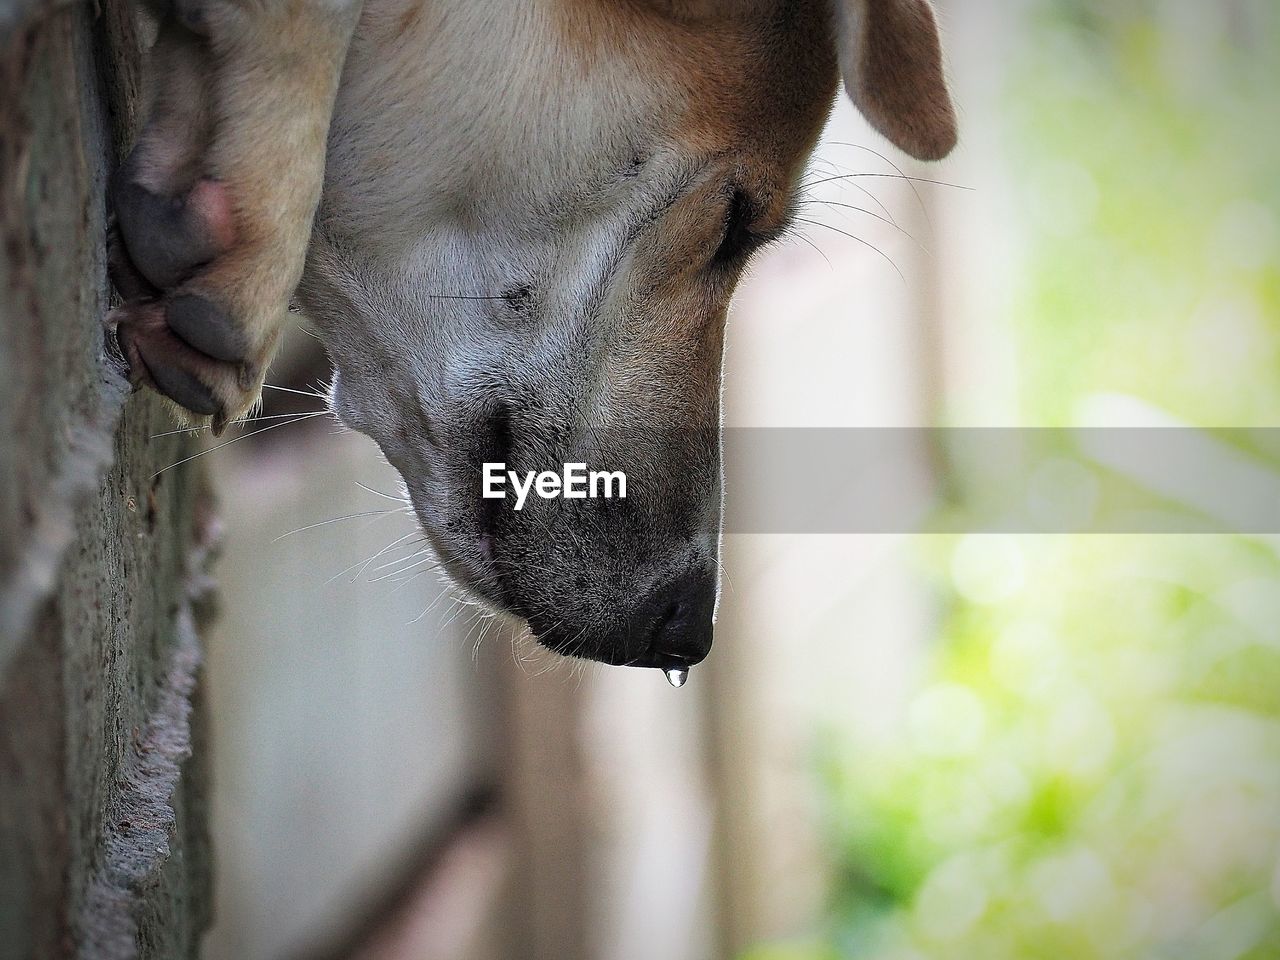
(664, 666, 689, 688)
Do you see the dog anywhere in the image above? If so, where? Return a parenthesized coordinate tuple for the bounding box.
(109, 0, 956, 678)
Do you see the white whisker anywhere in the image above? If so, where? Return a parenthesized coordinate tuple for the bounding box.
(272, 509, 397, 542)
(149, 409, 328, 440)
(151, 414, 325, 478)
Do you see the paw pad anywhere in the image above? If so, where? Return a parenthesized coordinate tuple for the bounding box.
(112, 173, 233, 290)
(167, 293, 247, 363)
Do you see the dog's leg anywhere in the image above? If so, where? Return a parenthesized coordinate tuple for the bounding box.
(111, 0, 361, 431)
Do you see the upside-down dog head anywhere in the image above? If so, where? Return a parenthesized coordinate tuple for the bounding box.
(299, 0, 956, 675)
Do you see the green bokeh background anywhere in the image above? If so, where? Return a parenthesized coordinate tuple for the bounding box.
(746, 3, 1280, 958)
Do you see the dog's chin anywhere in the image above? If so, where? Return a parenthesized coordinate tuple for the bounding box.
(410, 512, 509, 613)
(535, 637, 648, 668)
(414, 528, 694, 672)
(414, 530, 593, 661)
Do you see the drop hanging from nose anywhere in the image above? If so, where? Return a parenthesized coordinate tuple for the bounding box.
(664, 666, 689, 688)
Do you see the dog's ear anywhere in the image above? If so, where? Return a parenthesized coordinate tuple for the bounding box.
(834, 0, 957, 161)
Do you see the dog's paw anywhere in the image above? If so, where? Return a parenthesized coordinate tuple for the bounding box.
(109, 296, 274, 433)
(112, 169, 234, 291)
(109, 170, 280, 430)
(109, 0, 353, 424)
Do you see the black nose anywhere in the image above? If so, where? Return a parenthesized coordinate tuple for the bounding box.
(629, 570, 716, 669)
(524, 568, 718, 668)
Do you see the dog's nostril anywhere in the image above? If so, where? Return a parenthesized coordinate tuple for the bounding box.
(636, 569, 716, 671)
(649, 597, 684, 643)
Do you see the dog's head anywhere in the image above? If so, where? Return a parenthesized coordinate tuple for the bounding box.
(299, 0, 955, 674)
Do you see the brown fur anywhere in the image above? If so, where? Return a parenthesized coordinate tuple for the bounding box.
(840, 0, 957, 160)
(112, 0, 955, 426)
(104, 0, 961, 665)
(111, 0, 361, 429)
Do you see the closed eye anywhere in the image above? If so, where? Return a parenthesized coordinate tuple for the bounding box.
(711, 189, 759, 266)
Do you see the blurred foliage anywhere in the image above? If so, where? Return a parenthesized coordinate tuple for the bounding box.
(744, 3, 1280, 959)
(1007, 1, 1280, 426)
(813, 536, 1280, 960)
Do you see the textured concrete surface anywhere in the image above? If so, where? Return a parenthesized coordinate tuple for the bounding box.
(0, 1, 215, 956)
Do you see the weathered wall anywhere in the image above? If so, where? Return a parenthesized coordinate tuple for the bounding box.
(0, 1, 215, 957)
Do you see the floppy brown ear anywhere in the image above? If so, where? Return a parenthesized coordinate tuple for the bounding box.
(835, 0, 958, 161)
